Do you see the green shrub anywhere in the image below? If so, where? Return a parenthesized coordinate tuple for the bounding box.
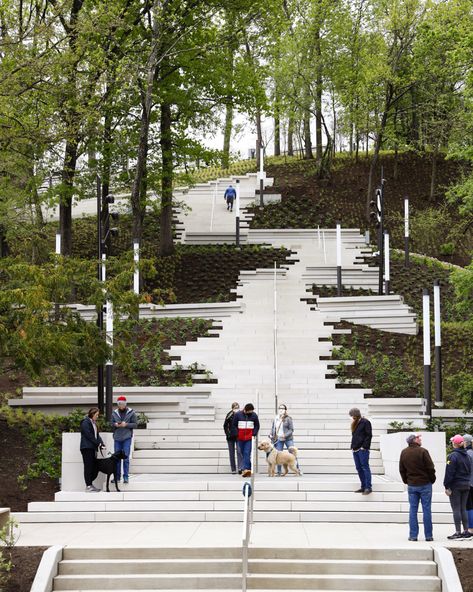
(447, 372, 473, 412)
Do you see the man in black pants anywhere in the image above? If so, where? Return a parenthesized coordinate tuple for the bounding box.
(80, 407, 105, 492)
(444, 434, 473, 540)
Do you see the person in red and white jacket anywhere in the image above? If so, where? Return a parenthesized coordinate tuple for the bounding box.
(232, 403, 260, 477)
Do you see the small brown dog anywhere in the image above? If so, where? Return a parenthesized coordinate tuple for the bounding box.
(258, 439, 300, 477)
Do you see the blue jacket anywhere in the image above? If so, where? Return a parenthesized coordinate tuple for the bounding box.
(224, 187, 236, 200)
(111, 407, 137, 442)
(80, 417, 104, 451)
(444, 447, 472, 490)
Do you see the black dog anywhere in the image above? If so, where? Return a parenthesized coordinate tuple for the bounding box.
(96, 450, 128, 492)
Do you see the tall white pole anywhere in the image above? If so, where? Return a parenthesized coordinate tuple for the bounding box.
(55, 233, 61, 255)
(323, 231, 327, 264)
(235, 179, 240, 247)
(384, 231, 390, 294)
(433, 280, 443, 407)
(133, 240, 140, 295)
(273, 262, 278, 414)
(259, 145, 264, 207)
(210, 180, 217, 232)
(404, 197, 409, 268)
(423, 289, 431, 417)
(336, 221, 342, 296)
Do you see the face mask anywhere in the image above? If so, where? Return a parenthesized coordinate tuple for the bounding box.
(279, 409, 286, 416)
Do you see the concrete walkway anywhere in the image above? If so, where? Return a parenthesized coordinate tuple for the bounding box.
(16, 521, 473, 550)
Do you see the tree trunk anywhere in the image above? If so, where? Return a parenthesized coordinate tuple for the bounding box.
(355, 130, 360, 162)
(222, 43, 235, 169)
(287, 114, 294, 156)
(255, 108, 263, 169)
(303, 111, 313, 160)
(430, 144, 438, 201)
(130, 90, 150, 244)
(410, 86, 420, 149)
(130, 66, 159, 244)
(222, 99, 233, 169)
(274, 87, 281, 156)
(58, 0, 84, 257)
(101, 83, 113, 201)
(393, 109, 399, 181)
(314, 25, 323, 162)
(59, 139, 78, 256)
(366, 106, 390, 219)
(159, 101, 174, 256)
(349, 119, 354, 156)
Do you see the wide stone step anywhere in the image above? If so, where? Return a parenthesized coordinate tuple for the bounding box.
(132, 449, 382, 459)
(53, 490, 446, 503)
(57, 558, 436, 577)
(16, 510, 453, 524)
(62, 547, 432, 560)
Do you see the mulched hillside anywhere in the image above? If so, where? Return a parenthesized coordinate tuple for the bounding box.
(250, 153, 471, 266)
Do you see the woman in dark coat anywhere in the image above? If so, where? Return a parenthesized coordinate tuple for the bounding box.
(80, 407, 104, 492)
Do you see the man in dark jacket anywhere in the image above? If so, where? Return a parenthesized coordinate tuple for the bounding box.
(399, 433, 436, 541)
(232, 403, 260, 477)
(111, 395, 137, 484)
(223, 402, 242, 474)
(444, 435, 473, 540)
(349, 408, 372, 495)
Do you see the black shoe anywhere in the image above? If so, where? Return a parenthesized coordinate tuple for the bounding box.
(408, 538, 418, 541)
(426, 538, 434, 542)
(447, 532, 463, 540)
(238, 470, 242, 474)
(461, 531, 473, 539)
(354, 488, 364, 493)
(362, 488, 372, 495)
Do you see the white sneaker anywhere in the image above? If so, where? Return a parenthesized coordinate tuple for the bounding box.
(85, 485, 100, 493)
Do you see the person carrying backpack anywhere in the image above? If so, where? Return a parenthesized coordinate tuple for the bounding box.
(224, 185, 236, 211)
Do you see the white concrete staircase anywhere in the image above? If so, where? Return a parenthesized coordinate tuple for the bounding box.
(313, 295, 418, 335)
(51, 546, 442, 591)
(20, 172, 441, 530)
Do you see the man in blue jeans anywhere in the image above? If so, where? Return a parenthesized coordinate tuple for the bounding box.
(232, 403, 260, 477)
(111, 395, 137, 484)
(349, 408, 372, 494)
(399, 433, 436, 541)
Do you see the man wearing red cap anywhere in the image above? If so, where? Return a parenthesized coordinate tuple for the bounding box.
(444, 435, 473, 540)
(111, 395, 137, 484)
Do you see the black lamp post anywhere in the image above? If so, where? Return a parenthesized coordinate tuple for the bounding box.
(96, 175, 118, 418)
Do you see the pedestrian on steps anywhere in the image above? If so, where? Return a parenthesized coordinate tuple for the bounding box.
(399, 433, 436, 541)
(463, 434, 473, 534)
(269, 404, 300, 476)
(445, 435, 473, 540)
(224, 185, 236, 211)
(80, 407, 105, 492)
(349, 407, 372, 495)
(233, 403, 260, 477)
(224, 402, 243, 474)
(111, 395, 137, 485)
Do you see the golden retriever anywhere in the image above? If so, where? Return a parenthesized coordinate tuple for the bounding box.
(258, 439, 300, 477)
